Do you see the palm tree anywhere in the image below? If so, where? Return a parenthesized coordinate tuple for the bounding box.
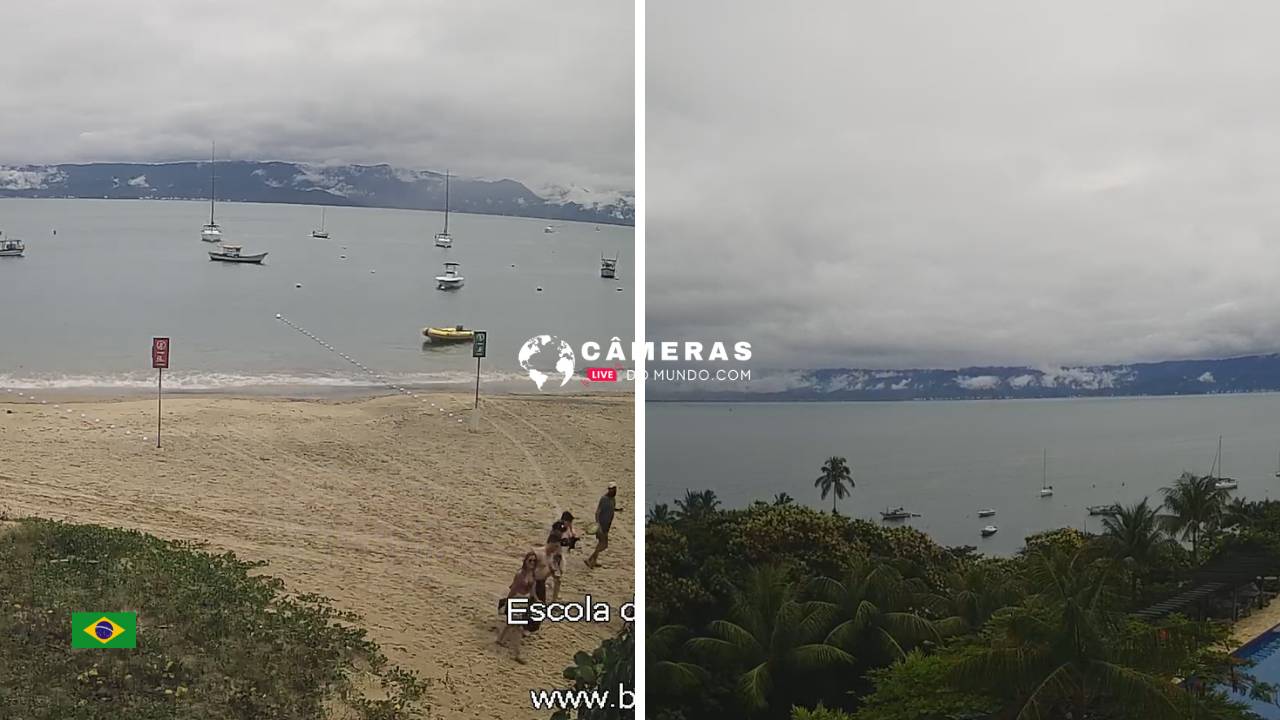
(814, 456, 854, 513)
(1160, 471, 1228, 564)
(950, 548, 1193, 718)
(648, 503, 675, 524)
(943, 564, 1023, 632)
(1099, 497, 1172, 602)
(685, 564, 854, 716)
(648, 624, 709, 700)
(806, 561, 948, 665)
(675, 489, 721, 522)
(772, 492, 795, 507)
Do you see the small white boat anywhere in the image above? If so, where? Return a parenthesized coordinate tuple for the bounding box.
(209, 244, 267, 264)
(0, 235, 25, 257)
(1039, 449, 1054, 497)
(879, 507, 916, 521)
(543, 225, 555, 234)
(600, 254, 618, 279)
(977, 509, 996, 518)
(1088, 504, 1120, 517)
(981, 525, 998, 537)
(312, 208, 329, 239)
(201, 141, 223, 242)
(434, 170, 453, 248)
(435, 261, 464, 290)
(1209, 435, 1238, 490)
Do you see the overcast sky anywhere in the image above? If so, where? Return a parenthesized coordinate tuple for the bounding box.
(649, 1, 1280, 370)
(0, 1, 632, 193)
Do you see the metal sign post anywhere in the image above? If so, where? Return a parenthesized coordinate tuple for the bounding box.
(472, 331, 487, 409)
(152, 337, 170, 448)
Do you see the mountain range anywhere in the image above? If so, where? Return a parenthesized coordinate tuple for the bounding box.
(0, 162, 633, 225)
(654, 353, 1280, 401)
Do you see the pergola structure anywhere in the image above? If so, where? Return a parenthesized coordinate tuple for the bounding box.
(1134, 543, 1280, 622)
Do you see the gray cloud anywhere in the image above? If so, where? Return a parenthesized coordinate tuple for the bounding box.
(0, 1, 632, 193)
(649, 0, 1280, 369)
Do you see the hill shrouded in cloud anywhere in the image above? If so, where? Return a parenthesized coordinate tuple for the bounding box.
(0, 161, 633, 225)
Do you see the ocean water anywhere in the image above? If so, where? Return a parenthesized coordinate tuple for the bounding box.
(0, 198, 632, 393)
(647, 395, 1280, 554)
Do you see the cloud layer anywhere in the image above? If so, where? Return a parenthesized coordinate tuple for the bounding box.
(0, 1, 632, 193)
(649, 0, 1280, 369)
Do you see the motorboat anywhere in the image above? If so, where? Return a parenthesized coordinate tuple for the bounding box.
(543, 225, 555, 234)
(435, 261, 464, 290)
(1088, 504, 1121, 517)
(312, 208, 329, 239)
(981, 525, 999, 537)
(600, 254, 618, 279)
(1215, 479, 1239, 490)
(423, 325, 474, 343)
(879, 507, 915, 521)
(209, 244, 267, 264)
(201, 141, 223, 242)
(0, 235, 25, 257)
(977, 509, 996, 518)
(434, 170, 453, 248)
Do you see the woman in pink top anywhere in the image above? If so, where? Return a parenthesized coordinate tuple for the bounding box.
(496, 551, 539, 663)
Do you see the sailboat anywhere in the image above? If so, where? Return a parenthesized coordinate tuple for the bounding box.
(434, 171, 453, 248)
(1275, 449, 1279, 479)
(1039, 449, 1054, 497)
(311, 207, 329, 239)
(200, 142, 222, 243)
(1211, 435, 1238, 490)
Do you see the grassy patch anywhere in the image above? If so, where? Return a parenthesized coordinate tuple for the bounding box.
(0, 518, 428, 719)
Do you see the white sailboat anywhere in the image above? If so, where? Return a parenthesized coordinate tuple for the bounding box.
(200, 142, 222, 243)
(312, 207, 329, 239)
(1039, 449, 1054, 497)
(434, 171, 453, 248)
(1211, 435, 1238, 490)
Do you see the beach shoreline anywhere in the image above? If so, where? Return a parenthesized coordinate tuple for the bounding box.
(0, 391, 634, 719)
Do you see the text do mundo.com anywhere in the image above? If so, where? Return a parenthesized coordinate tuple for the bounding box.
(509, 597, 634, 710)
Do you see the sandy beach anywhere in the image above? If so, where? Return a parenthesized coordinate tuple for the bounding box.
(0, 390, 634, 719)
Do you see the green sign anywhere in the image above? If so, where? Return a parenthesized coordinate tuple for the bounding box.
(72, 612, 137, 649)
(472, 331, 487, 358)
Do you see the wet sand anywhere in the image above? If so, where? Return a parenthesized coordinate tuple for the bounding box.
(0, 391, 634, 719)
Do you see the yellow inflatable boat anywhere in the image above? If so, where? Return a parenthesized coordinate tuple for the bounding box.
(424, 325, 474, 342)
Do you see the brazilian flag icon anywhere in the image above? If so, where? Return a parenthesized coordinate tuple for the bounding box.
(72, 612, 137, 649)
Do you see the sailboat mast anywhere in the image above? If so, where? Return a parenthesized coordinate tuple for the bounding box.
(209, 141, 216, 225)
(1042, 449, 1047, 488)
(321, 207, 326, 231)
(1218, 435, 1224, 479)
(443, 170, 450, 234)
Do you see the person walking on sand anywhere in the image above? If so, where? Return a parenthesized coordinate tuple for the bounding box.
(585, 482, 622, 569)
(553, 511, 579, 577)
(534, 523, 565, 603)
(497, 551, 539, 664)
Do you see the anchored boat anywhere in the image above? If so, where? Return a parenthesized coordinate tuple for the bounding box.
(600, 253, 618, 279)
(201, 141, 223, 243)
(879, 507, 916, 521)
(1088, 504, 1121, 517)
(209, 244, 267, 264)
(1210, 435, 1238, 490)
(434, 171, 453, 248)
(423, 325, 474, 343)
(977, 508, 996, 518)
(0, 234, 24, 257)
(312, 207, 329, 239)
(981, 525, 999, 537)
(435, 261, 464, 290)
(1039, 449, 1054, 497)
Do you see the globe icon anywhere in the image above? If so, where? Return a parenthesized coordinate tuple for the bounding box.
(94, 621, 114, 639)
(518, 335, 576, 390)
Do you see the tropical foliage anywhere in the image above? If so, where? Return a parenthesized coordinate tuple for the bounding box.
(649, 461, 1280, 720)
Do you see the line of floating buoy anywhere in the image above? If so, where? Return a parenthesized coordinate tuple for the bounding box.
(2, 387, 148, 442)
(274, 313, 469, 420)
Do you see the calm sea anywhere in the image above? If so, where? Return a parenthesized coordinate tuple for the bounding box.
(647, 395, 1280, 554)
(0, 198, 632, 393)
